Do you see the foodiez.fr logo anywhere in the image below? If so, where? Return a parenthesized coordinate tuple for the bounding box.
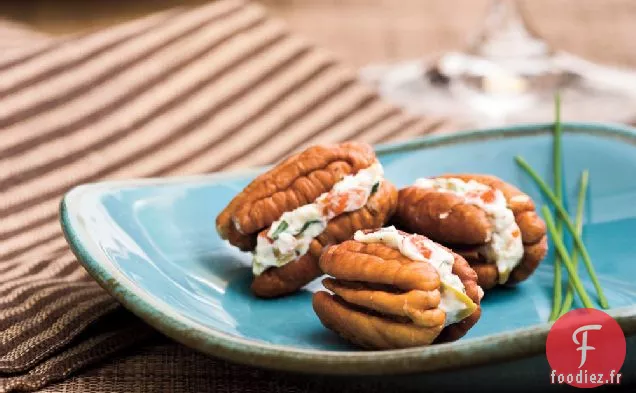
(546, 308, 626, 388)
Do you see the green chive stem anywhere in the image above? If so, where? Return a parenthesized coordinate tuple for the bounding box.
(541, 206, 595, 309)
(515, 156, 608, 309)
(549, 93, 564, 321)
(559, 170, 589, 316)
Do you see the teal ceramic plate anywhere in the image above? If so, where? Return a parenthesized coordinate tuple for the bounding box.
(61, 123, 636, 377)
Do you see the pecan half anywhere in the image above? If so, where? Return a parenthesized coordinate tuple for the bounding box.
(394, 174, 547, 289)
(251, 180, 398, 298)
(312, 239, 481, 349)
(216, 142, 376, 251)
(459, 234, 549, 289)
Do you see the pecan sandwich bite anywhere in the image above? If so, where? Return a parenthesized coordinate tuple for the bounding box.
(216, 142, 398, 298)
(312, 226, 482, 350)
(394, 174, 548, 290)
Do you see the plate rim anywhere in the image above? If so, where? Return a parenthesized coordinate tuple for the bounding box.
(60, 122, 636, 375)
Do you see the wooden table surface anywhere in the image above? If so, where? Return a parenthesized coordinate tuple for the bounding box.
(1, 0, 635, 69)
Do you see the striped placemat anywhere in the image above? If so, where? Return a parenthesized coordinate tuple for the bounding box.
(0, 1, 455, 391)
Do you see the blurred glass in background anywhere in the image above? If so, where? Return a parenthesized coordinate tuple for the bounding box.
(3, 0, 636, 129)
(361, 0, 636, 128)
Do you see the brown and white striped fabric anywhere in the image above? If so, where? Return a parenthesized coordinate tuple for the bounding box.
(0, 1, 454, 392)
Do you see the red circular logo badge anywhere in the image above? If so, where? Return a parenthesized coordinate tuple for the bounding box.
(546, 308, 626, 388)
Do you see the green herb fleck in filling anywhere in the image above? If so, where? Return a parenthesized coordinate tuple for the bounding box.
(370, 181, 380, 195)
(298, 220, 322, 235)
(270, 221, 289, 240)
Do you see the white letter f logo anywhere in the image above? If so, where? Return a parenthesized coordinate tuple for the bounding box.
(572, 324, 602, 368)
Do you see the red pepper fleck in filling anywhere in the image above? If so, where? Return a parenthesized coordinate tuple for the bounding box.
(322, 188, 366, 217)
(408, 235, 433, 259)
(479, 189, 496, 204)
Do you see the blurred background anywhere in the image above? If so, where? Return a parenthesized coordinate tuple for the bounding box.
(3, 0, 636, 128)
(1, 0, 635, 67)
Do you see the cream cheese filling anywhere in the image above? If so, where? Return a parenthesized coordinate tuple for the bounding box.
(354, 226, 477, 326)
(414, 177, 524, 284)
(252, 162, 384, 276)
